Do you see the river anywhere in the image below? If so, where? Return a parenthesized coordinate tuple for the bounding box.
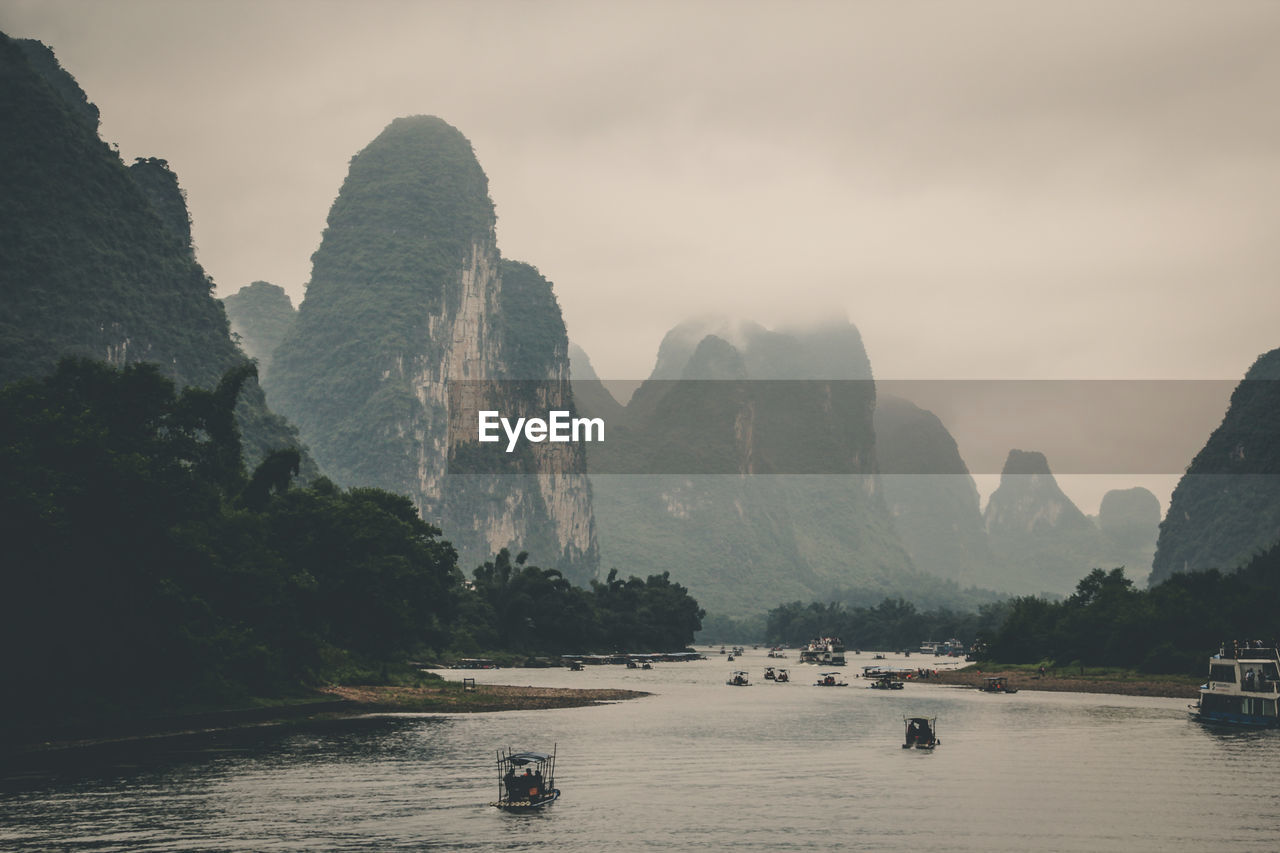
(3, 647, 1277, 851)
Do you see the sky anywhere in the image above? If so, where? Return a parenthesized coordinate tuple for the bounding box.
(4, 0, 1278, 513)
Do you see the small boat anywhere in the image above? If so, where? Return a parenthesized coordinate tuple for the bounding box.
(1191, 640, 1280, 727)
(869, 674, 904, 690)
(763, 666, 777, 680)
(774, 668, 790, 683)
(903, 716, 939, 749)
(492, 747, 560, 811)
(815, 671, 848, 686)
(727, 670, 751, 686)
(978, 676, 1018, 694)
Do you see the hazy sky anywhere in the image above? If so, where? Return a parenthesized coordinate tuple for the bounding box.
(5, 0, 1278, 511)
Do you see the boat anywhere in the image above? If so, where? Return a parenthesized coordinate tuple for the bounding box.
(774, 668, 790, 683)
(1190, 640, 1280, 727)
(727, 670, 751, 686)
(815, 671, 848, 686)
(798, 637, 846, 667)
(903, 716, 939, 749)
(492, 747, 560, 811)
(869, 674, 904, 690)
(978, 676, 1018, 694)
(763, 666, 777, 680)
(453, 658, 498, 669)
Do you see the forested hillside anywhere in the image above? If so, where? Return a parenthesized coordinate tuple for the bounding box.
(1150, 348, 1280, 584)
(0, 34, 307, 470)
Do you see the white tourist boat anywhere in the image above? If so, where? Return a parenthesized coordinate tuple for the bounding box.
(1191, 641, 1280, 727)
(798, 637, 846, 666)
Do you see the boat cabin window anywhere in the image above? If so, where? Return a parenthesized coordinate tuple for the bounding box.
(1261, 663, 1279, 680)
(1209, 664, 1237, 683)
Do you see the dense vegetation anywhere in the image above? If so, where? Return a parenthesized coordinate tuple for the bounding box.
(498, 260, 569, 380)
(0, 34, 308, 475)
(765, 598, 1010, 652)
(987, 554, 1280, 674)
(1150, 348, 1280, 583)
(0, 360, 698, 736)
(755, 548, 1280, 678)
(458, 552, 704, 655)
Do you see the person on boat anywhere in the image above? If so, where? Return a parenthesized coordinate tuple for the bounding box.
(917, 720, 932, 743)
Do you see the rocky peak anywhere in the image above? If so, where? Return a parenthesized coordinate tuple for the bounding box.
(1150, 347, 1280, 585)
(985, 449, 1090, 534)
(266, 116, 597, 579)
(983, 449, 1100, 594)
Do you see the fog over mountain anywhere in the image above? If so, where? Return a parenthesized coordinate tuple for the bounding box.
(5, 0, 1276, 392)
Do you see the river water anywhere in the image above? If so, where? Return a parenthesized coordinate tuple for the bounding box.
(3, 647, 1278, 851)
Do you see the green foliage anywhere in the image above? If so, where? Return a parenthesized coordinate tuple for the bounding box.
(456, 550, 705, 655)
(765, 597, 1009, 651)
(0, 359, 460, 733)
(0, 34, 311, 482)
(986, 555, 1280, 675)
(499, 260, 567, 380)
(1151, 348, 1280, 584)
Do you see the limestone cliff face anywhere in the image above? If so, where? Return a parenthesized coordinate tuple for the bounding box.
(267, 116, 597, 580)
(581, 320, 918, 614)
(1095, 487, 1159, 585)
(1149, 348, 1280, 585)
(874, 395, 994, 587)
(983, 449, 1101, 594)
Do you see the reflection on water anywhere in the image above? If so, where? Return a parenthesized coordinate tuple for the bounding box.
(3, 649, 1279, 851)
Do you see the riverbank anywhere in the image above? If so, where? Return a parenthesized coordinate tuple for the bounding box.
(5, 682, 649, 757)
(927, 664, 1199, 698)
(319, 682, 649, 713)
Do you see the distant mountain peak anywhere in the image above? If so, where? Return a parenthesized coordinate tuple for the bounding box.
(1000, 449, 1053, 477)
(986, 449, 1086, 530)
(681, 335, 747, 380)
